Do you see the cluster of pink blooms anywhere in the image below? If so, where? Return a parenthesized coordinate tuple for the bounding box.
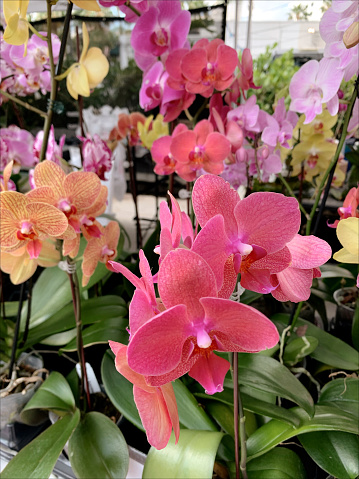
(0, 32, 61, 99)
(80, 134, 113, 180)
(289, 0, 358, 123)
(109, 174, 332, 449)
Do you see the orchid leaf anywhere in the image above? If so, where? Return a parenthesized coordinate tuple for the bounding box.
(300, 431, 359, 479)
(3, 301, 19, 317)
(101, 350, 143, 431)
(1, 409, 80, 479)
(247, 405, 359, 460)
(319, 264, 355, 279)
(229, 447, 307, 479)
(143, 430, 224, 479)
(272, 314, 359, 370)
(24, 295, 127, 348)
(352, 298, 359, 350)
(68, 411, 129, 479)
(318, 377, 359, 417)
(283, 336, 319, 366)
(61, 318, 129, 351)
(224, 353, 314, 417)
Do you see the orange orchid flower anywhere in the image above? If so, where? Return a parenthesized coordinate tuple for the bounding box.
(0, 191, 69, 259)
(0, 161, 14, 192)
(109, 112, 146, 146)
(82, 221, 120, 287)
(27, 160, 103, 238)
(1, 239, 60, 285)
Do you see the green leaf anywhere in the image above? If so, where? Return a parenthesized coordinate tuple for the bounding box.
(205, 401, 235, 437)
(21, 372, 76, 425)
(60, 317, 129, 351)
(319, 264, 355, 279)
(142, 430, 224, 479)
(352, 298, 359, 350)
(25, 295, 128, 347)
(272, 314, 359, 370)
(229, 447, 307, 479)
(196, 388, 300, 427)
(300, 431, 359, 479)
(101, 350, 143, 431)
(239, 290, 263, 305)
(172, 379, 218, 431)
(230, 353, 314, 417)
(247, 405, 359, 460)
(21, 267, 72, 330)
(283, 336, 318, 366)
(68, 411, 129, 479)
(3, 301, 19, 317)
(1, 410, 80, 479)
(318, 377, 359, 417)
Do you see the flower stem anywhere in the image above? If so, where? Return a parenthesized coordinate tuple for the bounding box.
(0, 90, 48, 118)
(278, 173, 309, 219)
(8, 282, 26, 380)
(233, 352, 248, 479)
(27, 22, 47, 41)
(127, 143, 143, 249)
(305, 78, 358, 235)
(125, 1, 141, 17)
(40, 1, 73, 161)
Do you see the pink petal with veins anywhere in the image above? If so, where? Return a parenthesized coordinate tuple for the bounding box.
(189, 352, 230, 395)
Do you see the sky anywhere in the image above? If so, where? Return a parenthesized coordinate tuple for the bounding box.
(230, 1, 325, 22)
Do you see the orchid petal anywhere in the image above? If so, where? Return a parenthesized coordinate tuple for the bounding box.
(189, 352, 230, 395)
(82, 47, 109, 88)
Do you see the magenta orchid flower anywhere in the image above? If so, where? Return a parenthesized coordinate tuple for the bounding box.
(33, 125, 65, 165)
(170, 119, 231, 181)
(237, 48, 261, 98)
(0, 125, 35, 171)
(289, 58, 344, 123)
(80, 133, 112, 180)
(271, 235, 332, 302)
(151, 124, 187, 176)
(120, 0, 151, 23)
(109, 341, 180, 450)
(131, 0, 190, 71)
(191, 175, 300, 296)
(126, 248, 279, 395)
(139, 61, 167, 112)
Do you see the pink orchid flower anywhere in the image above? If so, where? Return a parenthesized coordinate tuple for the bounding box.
(109, 341, 179, 450)
(33, 125, 65, 165)
(0, 125, 35, 171)
(237, 48, 261, 98)
(160, 85, 195, 123)
(227, 95, 261, 134)
(170, 119, 231, 181)
(126, 248, 279, 395)
(271, 235, 332, 302)
(139, 61, 167, 112)
(80, 133, 112, 180)
(151, 123, 187, 176)
(328, 186, 359, 228)
(120, 0, 151, 23)
(211, 107, 244, 162)
(289, 58, 344, 123)
(191, 175, 300, 296)
(131, 0, 190, 71)
(262, 98, 297, 149)
(178, 38, 238, 97)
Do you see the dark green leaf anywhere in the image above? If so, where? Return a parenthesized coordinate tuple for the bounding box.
(247, 405, 359, 460)
(239, 290, 263, 305)
(352, 298, 359, 350)
(2, 410, 80, 479)
(319, 264, 355, 279)
(3, 302, 19, 317)
(101, 350, 143, 431)
(229, 447, 307, 479)
(60, 317, 129, 351)
(205, 401, 235, 437)
(318, 377, 359, 417)
(300, 431, 359, 479)
(283, 336, 318, 366)
(21, 372, 76, 425)
(143, 430, 224, 479)
(272, 314, 359, 370)
(68, 411, 129, 479)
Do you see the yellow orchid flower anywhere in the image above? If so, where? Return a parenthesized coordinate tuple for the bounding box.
(294, 109, 337, 141)
(291, 134, 336, 183)
(57, 23, 109, 100)
(3, 0, 29, 47)
(71, 0, 101, 12)
(333, 217, 359, 264)
(138, 114, 169, 150)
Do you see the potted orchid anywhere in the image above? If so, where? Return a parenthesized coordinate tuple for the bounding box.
(1, 0, 359, 478)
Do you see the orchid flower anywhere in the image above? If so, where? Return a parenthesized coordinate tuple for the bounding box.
(237, 48, 261, 98)
(80, 134, 113, 180)
(126, 248, 279, 395)
(137, 114, 169, 150)
(110, 112, 146, 146)
(82, 221, 120, 287)
(3, 0, 29, 48)
(71, 0, 101, 10)
(329, 186, 359, 228)
(109, 341, 180, 450)
(333, 217, 359, 287)
(151, 124, 187, 176)
(57, 23, 109, 100)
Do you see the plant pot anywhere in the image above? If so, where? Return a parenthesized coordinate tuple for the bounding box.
(331, 287, 358, 343)
(0, 353, 45, 431)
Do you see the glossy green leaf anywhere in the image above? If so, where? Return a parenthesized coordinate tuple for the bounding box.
(272, 314, 359, 370)
(247, 405, 359, 460)
(231, 353, 314, 417)
(173, 379, 218, 431)
(196, 388, 300, 427)
(61, 318, 129, 351)
(2, 410, 80, 479)
(352, 298, 359, 350)
(143, 430, 224, 479)
(320, 264, 355, 279)
(21, 267, 72, 330)
(3, 301, 19, 317)
(101, 350, 143, 431)
(300, 431, 359, 479)
(21, 372, 76, 425)
(229, 447, 307, 479)
(205, 401, 235, 437)
(68, 411, 129, 479)
(318, 377, 359, 417)
(239, 290, 263, 305)
(24, 295, 128, 348)
(283, 336, 318, 366)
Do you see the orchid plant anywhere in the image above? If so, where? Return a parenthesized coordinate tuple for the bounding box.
(1, 0, 359, 479)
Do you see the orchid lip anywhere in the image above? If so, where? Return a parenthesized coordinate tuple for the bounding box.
(196, 328, 212, 349)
